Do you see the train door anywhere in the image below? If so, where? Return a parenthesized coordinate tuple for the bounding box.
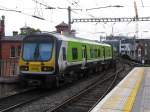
(103, 47, 105, 61)
(81, 45, 87, 68)
(60, 46, 67, 72)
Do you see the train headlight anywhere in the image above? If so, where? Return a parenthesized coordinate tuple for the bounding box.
(42, 66, 54, 71)
(20, 66, 29, 71)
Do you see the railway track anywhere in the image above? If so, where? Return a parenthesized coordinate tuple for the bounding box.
(0, 88, 50, 112)
(0, 68, 117, 112)
(0, 59, 132, 112)
(0, 72, 109, 112)
(0, 71, 108, 112)
(44, 66, 124, 112)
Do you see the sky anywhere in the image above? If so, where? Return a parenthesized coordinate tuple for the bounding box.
(0, 0, 150, 40)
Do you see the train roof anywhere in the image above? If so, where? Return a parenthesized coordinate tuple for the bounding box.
(50, 32, 111, 47)
(24, 32, 111, 47)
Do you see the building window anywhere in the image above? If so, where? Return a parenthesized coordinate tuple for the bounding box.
(72, 48, 78, 60)
(62, 47, 66, 60)
(17, 46, 21, 56)
(145, 49, 147, 55)
(121, 46, 125, 48)
(138, 48, 141, 57)
(10, 46, 16, 57)
(121, 51, 124, 54)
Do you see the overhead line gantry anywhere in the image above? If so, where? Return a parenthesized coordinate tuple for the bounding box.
(72, 17, 150, 23)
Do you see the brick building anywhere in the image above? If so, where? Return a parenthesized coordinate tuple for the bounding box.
(135, 39, 150, 64)
(0, 15, 24, 60)
(0, 36, 24, 76)
(1, 36, 23, 60)
(105, 35, 150, 64)
(0, 16, 24, 76)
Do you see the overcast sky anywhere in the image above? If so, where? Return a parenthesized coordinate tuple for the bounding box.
(0, 0, 150, 40)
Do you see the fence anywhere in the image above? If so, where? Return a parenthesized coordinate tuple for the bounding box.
(0, 58, 19, 77)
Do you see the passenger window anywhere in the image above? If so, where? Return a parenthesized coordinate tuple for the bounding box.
(72, 48, 78, 60)
(90, 49, 94, 58)
(62, 47, 66, 60)
(95, 49, 97, 58)
(98, 49, 100, 57)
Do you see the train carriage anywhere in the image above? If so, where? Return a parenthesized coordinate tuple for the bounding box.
(19, 32, 113, 87)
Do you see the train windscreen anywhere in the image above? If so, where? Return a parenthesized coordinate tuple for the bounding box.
(22, 42, 53, 61)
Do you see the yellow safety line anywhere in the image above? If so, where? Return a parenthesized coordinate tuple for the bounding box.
(123, 68, 144, 112)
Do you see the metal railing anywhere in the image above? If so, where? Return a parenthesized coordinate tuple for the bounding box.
(0, 58, 19, 77)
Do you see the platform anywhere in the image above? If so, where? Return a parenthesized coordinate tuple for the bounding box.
(90, 67, 150, 112)
(0, 76, 18, 84)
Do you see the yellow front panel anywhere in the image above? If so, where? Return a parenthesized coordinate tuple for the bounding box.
(29, 62, 41, 72)
(19, 45, 56, 73)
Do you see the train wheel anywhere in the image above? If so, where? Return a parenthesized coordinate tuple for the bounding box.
(55, 76, 60, 88)
(70, 72, 78, 81)
(99, 66, 102, 72)
(43, 76, 56, 89)
(78, 72, 85, 79)
(19, 79, 28, 88)
(83, 69, 89, 77)
(18, 75, 28, 88)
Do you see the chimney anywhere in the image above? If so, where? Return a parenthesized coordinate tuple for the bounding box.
(0, 15, 5, 37)
(13, 31, 18, 36)
(0, 15, 4, 60)
(55, 21, 69, 33)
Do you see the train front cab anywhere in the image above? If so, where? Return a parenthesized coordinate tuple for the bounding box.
(19, 35, 57, 87)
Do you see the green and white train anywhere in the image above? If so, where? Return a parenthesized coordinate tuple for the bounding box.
(19, 32, 114, 87)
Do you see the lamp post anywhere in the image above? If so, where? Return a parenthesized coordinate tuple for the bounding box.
(111, 23, 116, 37)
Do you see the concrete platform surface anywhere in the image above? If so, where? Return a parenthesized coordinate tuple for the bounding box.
(90, 67, 146, 112)
(0, 76, 19, 84)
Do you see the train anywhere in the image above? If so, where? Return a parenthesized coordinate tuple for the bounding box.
(19, 32, 115, 88)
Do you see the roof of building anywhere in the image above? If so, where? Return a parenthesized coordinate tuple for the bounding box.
(106, 36, 129, 40)
(55, 21, 69, 28)
(1, 35, 25, 41)
(104, 40, 120, 42)
(20, 24, 32, 30)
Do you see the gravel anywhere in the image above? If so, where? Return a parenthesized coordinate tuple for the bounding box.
(12, 74, 105, 112)
(12, 60, 132, 112)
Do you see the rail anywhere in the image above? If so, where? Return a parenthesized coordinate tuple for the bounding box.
(0, 88, 45, 112)
(45, 66, 124, 112)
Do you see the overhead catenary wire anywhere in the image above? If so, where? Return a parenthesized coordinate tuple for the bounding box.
(64, 0, 96, 17)
(0, 4, 48, 21)
(31, 0, 55, 9)
(0, 8, 21, 13)
(86, 5, 124, 11)
(33, 0, 45, 20)
(1, 0, 148, 23)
